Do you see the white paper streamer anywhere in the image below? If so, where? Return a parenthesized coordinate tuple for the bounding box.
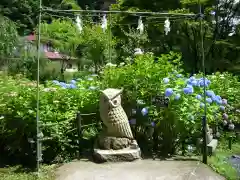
(137, 17, 144, 34)
(164, 18, 171, 35)
(76, 15, 83, 33)
(101, 14, 108, 32)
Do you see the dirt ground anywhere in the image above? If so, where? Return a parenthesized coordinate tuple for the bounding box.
(55, 159, 225, 180)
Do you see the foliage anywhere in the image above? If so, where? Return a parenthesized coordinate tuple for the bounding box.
(7, 47, 56, 82)
(79, 25, 117, 72)
(0, 16, 19, 61)
(0, 73, 101, 163)
(208, 141, 240, 180)
(101, 52, 240, 154)
(41, 18, 116, 72)
(41, 19, 81, 57)
(0, 165, 56, 180)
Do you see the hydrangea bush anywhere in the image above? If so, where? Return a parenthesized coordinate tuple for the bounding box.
(0, 52, 240, 162)
(0, 73, 101, 163)
(101, 52, 240, 154)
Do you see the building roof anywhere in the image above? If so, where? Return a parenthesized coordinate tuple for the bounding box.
(25, 34, 74, 60)
(26, 34, 36, 41)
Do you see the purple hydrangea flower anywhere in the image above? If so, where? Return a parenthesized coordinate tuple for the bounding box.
(222, 99, 228, 105)
(165, 88, 173, 97)
(223, 113, 228, 120)
(141, 108, 148, 116)
(151, 122, 155, 127)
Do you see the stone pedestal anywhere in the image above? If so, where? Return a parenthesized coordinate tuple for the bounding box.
(93, 147, 141, 163)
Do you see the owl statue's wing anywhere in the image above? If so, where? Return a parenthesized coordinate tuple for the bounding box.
(115, 114, 134, 139)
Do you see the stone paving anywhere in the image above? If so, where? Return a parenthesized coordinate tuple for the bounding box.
(55, 159, 225, 180)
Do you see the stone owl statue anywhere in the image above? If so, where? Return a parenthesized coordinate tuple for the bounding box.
(99, 88, 134, 139)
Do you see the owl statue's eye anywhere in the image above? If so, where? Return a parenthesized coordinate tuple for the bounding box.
(113, 100, 118, 105)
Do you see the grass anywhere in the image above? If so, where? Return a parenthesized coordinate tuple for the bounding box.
(208, 141, 240, 180)
(0, 164, 56, 180)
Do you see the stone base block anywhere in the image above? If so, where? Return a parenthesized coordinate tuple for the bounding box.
(93, 147, 141, 163)
(207, 139, 218, 156)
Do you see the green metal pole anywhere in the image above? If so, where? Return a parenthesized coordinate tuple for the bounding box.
(36, 0, 42, 176)
(199, 0, 208, 164)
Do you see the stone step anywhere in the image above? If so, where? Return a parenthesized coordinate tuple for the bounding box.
(207, 139, 218, 156)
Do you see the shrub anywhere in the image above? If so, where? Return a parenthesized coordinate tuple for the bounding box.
(0, 73, 101, 164)
(101, 52, 240, 155)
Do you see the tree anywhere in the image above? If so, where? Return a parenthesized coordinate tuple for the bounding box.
(79, 24, 116, 72)
(0, 15, 19, 66)
(0, 0, 81, 35)
(110, 0, 240, 74)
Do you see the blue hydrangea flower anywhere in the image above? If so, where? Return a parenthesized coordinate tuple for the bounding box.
(70, 80, 77, 84)
(165, 88, 173, 97)
(206, 98, 212, 104)
(175, 94, 181, 100)
(216, 99, 223, 105)
(206, 90, 215, 97)
(60, 82, 67, 88)
(141, 108, 148, 116)
(196, 94, 202, 100)
(69, 84, 77, 89)
(220, 106, 225, 111)
(189, 76, 196, 81)
(190, 80, 198, 86)
(183, 87, 194, 94)
(212, 95, 222, 104)
(52, 80, 60, 85)
(199, 78, 211, 87)
(163, 78, 170, 84)
(200, 103, 205, 108)
(186, 84, 193, 89)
